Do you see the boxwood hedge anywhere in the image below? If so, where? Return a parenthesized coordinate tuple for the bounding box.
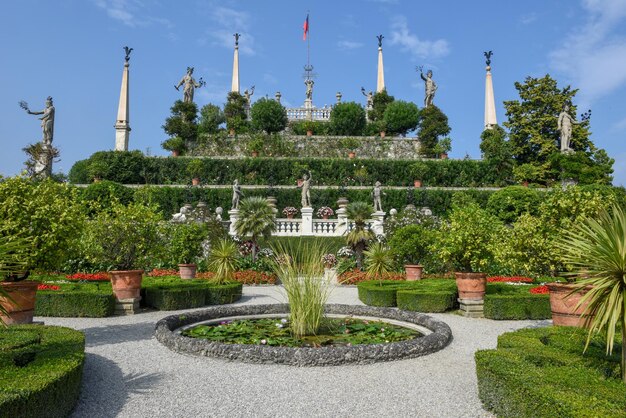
(0, 325, 85, 418)
(35, 282, 115, 318)
(141, 277, 242, 310)
(484, 283, 551, 320)
(475, 326, 625, 417)
(357, 279, 457, 309)
(397, 290, 458, 312)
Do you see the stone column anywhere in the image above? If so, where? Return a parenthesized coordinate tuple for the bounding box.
(231, 44, 240, 93)
(484, 65, 497, 129)
(301, 207, 314, 236)
(336, 207, 348, 236)
(371, 211, 386, 236)
(228, 209, 239, 236)
(114, 60, 131, 151)
(377, 46, 385, 93)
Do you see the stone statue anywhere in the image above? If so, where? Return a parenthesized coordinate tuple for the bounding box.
(417, 66, 437, 107)
(300, 171, 312, 207)
(243, 86, 255, 105)
(231, 179, 244, 210)
(20, 96, 55, 145)
(175, 67, 205, 103)
(305, 79, 314, 101)
(172, 204, 192, 223)
(233, 33, 240, 47)
(484, 50, 492, 67)
(361, 87, 373, 109)
(275, 91, 282, 103)
(19, 96, 57, 178)
(372, 181, 385, 212)
(377, 34, 384, 48)
(557, 104, 577, 153)
(124, 46, 133, 63)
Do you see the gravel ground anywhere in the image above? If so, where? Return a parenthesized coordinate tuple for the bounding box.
(38, 285, 550, 418)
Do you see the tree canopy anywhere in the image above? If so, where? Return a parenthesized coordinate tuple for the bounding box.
(250, 98, 288, 134)
(417, 105, 450, 157)
(330, 102, 366, 136)
(383, 100, 420, 136)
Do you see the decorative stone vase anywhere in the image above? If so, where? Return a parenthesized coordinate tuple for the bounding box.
(306, 130, 313, 137)
(348, 152, 356, 159)
(404, 265, 423, 281)
(109, 270, 143, 300)
(455, 272, 487, 300)
(0, 281, 39, 325)
(414, 180, 422, 188)
(178, 264, 197, 280)
(547, 283, 593, 327)
(192, 177, 200, 186)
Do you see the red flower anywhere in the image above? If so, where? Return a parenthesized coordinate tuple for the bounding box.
(530, 285, 549, 294)
(65, 272, 109, 281)
(338, 269, 405, 285)
(38, 284, 60, 291)
(147, 269, 178, 277)
(487, 276, 534, 283)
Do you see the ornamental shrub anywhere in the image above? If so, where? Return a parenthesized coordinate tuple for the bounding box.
(388, 224, 435, 266)
(486, 186, 541, 224)
(329, 102, 366, 136)
(250, 98, 288, 134)
(417, 105, 450, 157)
(198, 103, 225, 134)
(166, 222, 208, 265)
(79, 180, 134, 214)
(383, 100, 419, 135)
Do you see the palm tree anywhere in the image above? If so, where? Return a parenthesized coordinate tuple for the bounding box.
(364, 242, 395, 283)
(234, 197, 275, 261)
(557, 205, 626, 383)
(346, 201, 375, 269)
(207, 239, 239, 285)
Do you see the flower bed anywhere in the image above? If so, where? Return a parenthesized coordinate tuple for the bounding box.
(475, 326, 626, 417)
(487, 276, 534, 283)
(483, 282, 551, 320)
(339, 269, 405, 285)
(65, 272, 109, 282)
(196, 270, 277, 285)
(0, 325, 85, 418)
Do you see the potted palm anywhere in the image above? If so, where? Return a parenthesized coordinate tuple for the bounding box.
(364, 242, 395, 284)
(0, 235, 37, 325)
(186, 159, 204, 186)
(169, 222, 207, 279)
(345, 201, 375, 269)
(437, 202, 502, 299)
(234, 197, 276, 262)
(84, 202, 161, 303)
(555, 205, 626, 382)
(207, 239, 239, 285)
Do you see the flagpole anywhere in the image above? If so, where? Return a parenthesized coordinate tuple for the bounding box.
(307, 10, 310, 68)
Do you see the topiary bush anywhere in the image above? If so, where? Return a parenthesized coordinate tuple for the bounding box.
(486, 186, 541, 224)
(475, 326, 625, 417)
(396, 290, 457, 312)
(357, 280, 410, 306)
(0, 325, 85, 418)
(483, 283, 550, 320)
(383, 100, 419, 136)
(35, 291, 115, 318)
(79, 180, 135, 213)
(330, 102, 366, 136)
(141, 277, 242, 310)
(250, 98, 288, 134)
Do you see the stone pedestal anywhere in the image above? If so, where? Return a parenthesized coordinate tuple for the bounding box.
(228, 209, 240, 236)
(371, 211, 386, 236)
(325, 268, 338, 285)
(336, 207, 348, 235)
(377, 46, 385, 93)
(484, 66, 497, 129)
(115, 298, 140, 315)
(458, 298, 484, 318)
(301, 207, 313, 236)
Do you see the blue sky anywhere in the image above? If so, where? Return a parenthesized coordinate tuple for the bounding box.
(1, 0, 625, 186)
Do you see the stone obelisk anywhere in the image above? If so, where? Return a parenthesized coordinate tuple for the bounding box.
(484, 51, 497, 129)
(231, 33, 241, 93)
(376, 35, 385, 92)
(115, 46, 132, 151)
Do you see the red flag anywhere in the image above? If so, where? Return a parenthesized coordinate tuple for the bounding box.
(303, 14, 309, 40)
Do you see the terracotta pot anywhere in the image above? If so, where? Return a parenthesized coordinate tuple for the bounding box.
(229, 128, 235, 136)
(380, 131, 386, 138)
(306, 130, 313, 137)
(286, 213, 294, 219)
(348, 152, 356, 159)
(522, 181, 529, 187)
(0, 281, 38, 325)
(405, 265, 423, 281)
(414, 180, 422, 188)
(547, 283, 593, 327)
(192, 177, 200, 186)
(171, 150, 180, 157)
(440, 153, 448, 160)
(322, 215, 329, 220)
(109, 270, 143, 300)
(251, 151, 259, 158)
(455, 272, 487, 300)
(178, 264, 197, 280)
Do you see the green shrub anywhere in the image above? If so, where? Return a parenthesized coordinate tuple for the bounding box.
(330, 102, 366, 136)
(487, 186, 541, 223)
(198, 103, 225, 134)
(35, 291, 115, 317)
(166, 222, 208, 265)
(79, 180, 134, 213)
(250, 98, 288, 134)
(397, 290, 457, 312)
(383, 100, 419, 135)
(475, 326, 625, 417)
(388, 224, 435, 266)
(141, 277, 242, 310)
(357, 280, 407, 306)
(0, 325, 85, 418)
(483, 290, 551, 320)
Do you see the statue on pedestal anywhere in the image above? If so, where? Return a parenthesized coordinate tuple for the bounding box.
(124, 46, 133, 63)
(372, 181, 385, 212)
(20, 97, 57, 178)
(557, 104, 577, 153)
(305, 79, 314, 101)
(300, 171, 312, 207)
(231, 179, 244, 210)
(175, 67, 205, 103)
(243, 86, 255, 106)
(361, 87, 373, 109)
(417, 66, 437, 107)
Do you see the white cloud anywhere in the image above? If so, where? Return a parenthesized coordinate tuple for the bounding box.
(519, 12, 538, 25)
(549, 0, 626, 107)
(610, 115, 626, 132)
(93, 0, 173, 29)
(200, 7, 256, 56)
(388, 16, 450, 60)
(337, 40, 364, 50)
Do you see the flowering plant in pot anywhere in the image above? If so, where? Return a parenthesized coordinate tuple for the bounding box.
(0, 234, 37, 325)
(436, 202, 503, 299)
(83, 202, 161, 301)
(168, 222, 208, 279)
(388, 224, 433, 281)
(282, 206, 298, 219)
(317, 206, 334, 219)
(321, 253, 337, 269)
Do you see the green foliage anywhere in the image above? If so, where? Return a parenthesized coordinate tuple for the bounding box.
(142, 277, 242, 310)
(185, 158, 205, 179)
(364, 242, 396, 280)
(161, 137, 186, 154)
(397, 289, 458, 312)
(224, 92, 248, 132)
(198, 103, 225, 134)
(487, 186, 541, 223)
(82, 202, 162, 270)
(289, 120, 331, 136)
(435, 202, 504, 273)
(382, 100, 420, 135)
(250, 98, 288, 134)
(0, 178, 85, 271)
(330, 102, 366, 136)
(388, 224, 434, 266)
(35, 291, 115, 317)
(513, 163, 542, 184)
(72, 151, 147, 184)
(235, 197, 276, 260)
(167, 222, 207, 264)
(480, 125, 513, 186)
(484, 284, 551, 319)
(163, 100, 199, 150)
(357, 279, 455, 308)
(0, 325, 84, 418)
(417, 105, 451, 157)
(357, 280, 410, 306)
(369, 89, 395, 122)
(79, 180, 134, 214)
(475, 326, 625, 417)
(208, 239, 239, 284)
(548, 150, 614, 184)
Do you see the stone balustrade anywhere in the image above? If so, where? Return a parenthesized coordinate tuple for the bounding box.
(286, 106, 332, 121)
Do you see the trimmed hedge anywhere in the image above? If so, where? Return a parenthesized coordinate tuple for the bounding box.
(35, 292, 116, 318)
(397, 290, 457, 313)
(484, 283, 551, 320)
(0, 325, 85, 418)
(357, 279, 457, 308)
(141, 277, 242, 310)
(475, 326, 625, 417)
(357, 280, 411, 307)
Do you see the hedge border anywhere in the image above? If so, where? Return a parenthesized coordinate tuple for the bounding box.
(397, 290, 458, 313)
(0, 325, 85, 418)
(142, 281, 243, 311)
(35, 292, 116, 318)
(483, 294, 551, 320)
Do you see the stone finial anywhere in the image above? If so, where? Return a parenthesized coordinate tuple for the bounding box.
(234, 33, 240, 47)
(484, 50, 493, 68)
(377, 34, 384, 48)
(124, 46, 133, 63)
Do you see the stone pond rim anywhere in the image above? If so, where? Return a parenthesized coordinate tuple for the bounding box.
(154, 304, 452, 366)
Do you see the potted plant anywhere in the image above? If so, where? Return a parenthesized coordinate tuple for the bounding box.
(410, 161, 428, 188)
(437, 203, 502, 299)
(247, 136, 264, 157)
(207, 239, 239, 285)
(186, 159, 204, 186)
(303, 120, 315, 137)
(169, 222, 207, 279)
(317, 206, 334, 220)
(388, 224, 432, 281)
(84, 202, 161, 303)
(434, 137, 452, 159)
(341, 137, 360, 159)
(282, 206, 298, 219)
(87, 160, 108, 182)
(364, 242, 395, 284)
(322, 253, 337, 270)
(0, 235, 37, 325)
(161, 136, 186, 156)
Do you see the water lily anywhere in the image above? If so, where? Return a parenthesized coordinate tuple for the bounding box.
(260, 339, 267, 345)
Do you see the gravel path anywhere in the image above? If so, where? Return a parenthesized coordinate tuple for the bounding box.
(38, 286, 550, 418)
